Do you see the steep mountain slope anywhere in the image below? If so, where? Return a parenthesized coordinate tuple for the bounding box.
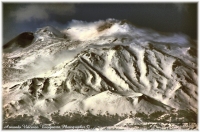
(3, 32, 34, 53)
(2, 19, 197, 129)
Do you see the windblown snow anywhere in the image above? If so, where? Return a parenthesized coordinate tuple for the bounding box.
(3, 19, 197, 129)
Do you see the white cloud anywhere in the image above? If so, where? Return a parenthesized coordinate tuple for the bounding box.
(45, 4, 75, 15)
(11, 5, 49, 22)
(173, 3, 188, 12)
(10, 4, 75, 22)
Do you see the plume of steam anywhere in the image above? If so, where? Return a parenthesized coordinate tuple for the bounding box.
(63, 19, 190, 46)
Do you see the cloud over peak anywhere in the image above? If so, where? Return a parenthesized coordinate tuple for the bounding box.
(10, 4, 75, 22)
(173, 3, 188, 12)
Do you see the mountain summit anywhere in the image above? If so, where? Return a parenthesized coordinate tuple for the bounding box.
(3, 32, 34, 53)
(3, 19, 197, 129)
(35, 26, 65, 40)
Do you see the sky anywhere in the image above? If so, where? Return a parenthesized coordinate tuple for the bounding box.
(3, 3, 197, 44)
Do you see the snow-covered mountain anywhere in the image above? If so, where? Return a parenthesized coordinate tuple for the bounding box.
(3, 19, 197, 129)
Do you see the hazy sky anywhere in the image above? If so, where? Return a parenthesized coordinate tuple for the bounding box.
(3, 3, 197, 44)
